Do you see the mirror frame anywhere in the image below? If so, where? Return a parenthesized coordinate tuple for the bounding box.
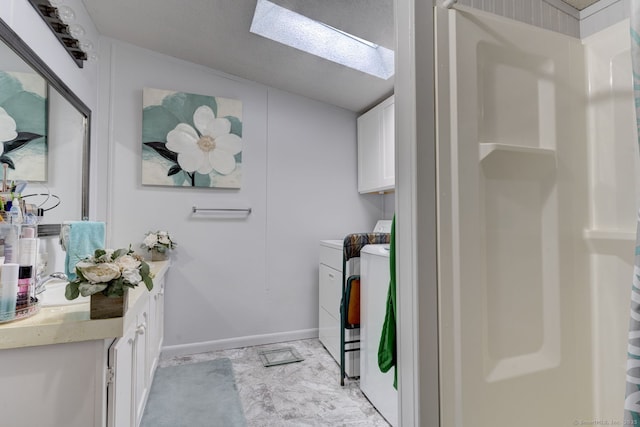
(0, 18, 91, 234)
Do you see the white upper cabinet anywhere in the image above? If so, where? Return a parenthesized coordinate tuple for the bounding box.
(357, 95, 395, 194)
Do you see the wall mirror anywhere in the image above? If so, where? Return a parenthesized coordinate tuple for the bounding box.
(0, 17, 90, 237)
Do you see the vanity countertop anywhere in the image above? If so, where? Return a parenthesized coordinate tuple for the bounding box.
(0, 260, 170, 350)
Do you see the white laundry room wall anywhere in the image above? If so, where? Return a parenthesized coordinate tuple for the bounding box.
(97, 38, 383, 354)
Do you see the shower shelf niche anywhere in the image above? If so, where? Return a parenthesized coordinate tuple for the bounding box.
(479, 143, 556, 162)
(583, 229, 635, 241)
(582, 229, 635, 252)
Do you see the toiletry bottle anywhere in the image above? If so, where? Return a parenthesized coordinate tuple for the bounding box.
(18, 226, 36, 307)
(19, 232, 37, 267)
(8, 195, 22, 224)
(16, 266, 32, 310)
(3, 225, 18, 264)
(21, 226, 35, 239)
(0, 263, 19, 320)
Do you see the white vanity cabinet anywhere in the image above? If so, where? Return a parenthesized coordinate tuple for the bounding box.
(107, 272, 166, 427)
(357, 94, 395, 194)
(0, 261, 169, 427)
(318, 240, 359, 377)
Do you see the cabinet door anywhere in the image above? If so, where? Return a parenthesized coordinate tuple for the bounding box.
(358, 104, 381, 193)
(107, 312, 149, 427)
(107, 332, 135, 427)
(148, 277, 165, 379)
(134, 306, 150, 427)
(380, 98, 395, 189)
(157, 283, 165, 352)
(357, 95, 395, 194)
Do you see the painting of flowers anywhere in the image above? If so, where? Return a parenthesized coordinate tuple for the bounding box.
(142, 88, 242, 188)
(0, 71, 47, 181)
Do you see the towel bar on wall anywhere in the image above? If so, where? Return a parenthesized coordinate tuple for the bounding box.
(191, 206, 252, 214)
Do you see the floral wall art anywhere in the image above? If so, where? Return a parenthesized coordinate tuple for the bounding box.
(142, 88, 243, 188)
(0, 71, 47, 182)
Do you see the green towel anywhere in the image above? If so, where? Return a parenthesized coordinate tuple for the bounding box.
(378, 215, 397, 389)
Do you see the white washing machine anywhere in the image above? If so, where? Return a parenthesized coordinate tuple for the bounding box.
(360, 244, 397, 427)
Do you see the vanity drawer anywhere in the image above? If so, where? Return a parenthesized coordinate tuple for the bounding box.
(319, 244, 342, 272)
(318, 306, 360, 377)
(319, 264, 341, 317)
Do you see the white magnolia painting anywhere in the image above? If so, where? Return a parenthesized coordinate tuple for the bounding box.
(142, 88, 243, 188)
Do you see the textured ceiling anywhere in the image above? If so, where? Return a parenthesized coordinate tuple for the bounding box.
(560, 0, 600, 10)
(81, 0, 395, 113)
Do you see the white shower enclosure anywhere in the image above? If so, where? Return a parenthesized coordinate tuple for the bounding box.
(436, 5, 637, 426)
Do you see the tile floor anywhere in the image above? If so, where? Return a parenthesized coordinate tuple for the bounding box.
(159, 338, 392, 426)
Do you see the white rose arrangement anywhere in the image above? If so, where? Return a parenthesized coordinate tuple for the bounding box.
(65, 247, 154, 300)
(141, 230, 177, 254)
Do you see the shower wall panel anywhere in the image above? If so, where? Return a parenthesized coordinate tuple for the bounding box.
(437, 5, 591, 426)
(583, 19, 639, 420)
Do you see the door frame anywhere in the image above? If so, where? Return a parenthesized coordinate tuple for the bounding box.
(395, 0, 440, 426)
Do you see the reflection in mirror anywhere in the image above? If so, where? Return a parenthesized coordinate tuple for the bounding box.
(0, 18, 90, 275)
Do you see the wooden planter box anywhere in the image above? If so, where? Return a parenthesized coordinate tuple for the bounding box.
(90, 292, 126, 319)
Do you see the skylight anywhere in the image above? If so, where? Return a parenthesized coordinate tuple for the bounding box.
(250, 0, 394, 80)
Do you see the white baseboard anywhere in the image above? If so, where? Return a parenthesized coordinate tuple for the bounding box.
(160, 328, 319, 359)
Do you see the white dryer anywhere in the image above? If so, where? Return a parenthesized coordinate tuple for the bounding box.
(360, 244, 397, 427)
